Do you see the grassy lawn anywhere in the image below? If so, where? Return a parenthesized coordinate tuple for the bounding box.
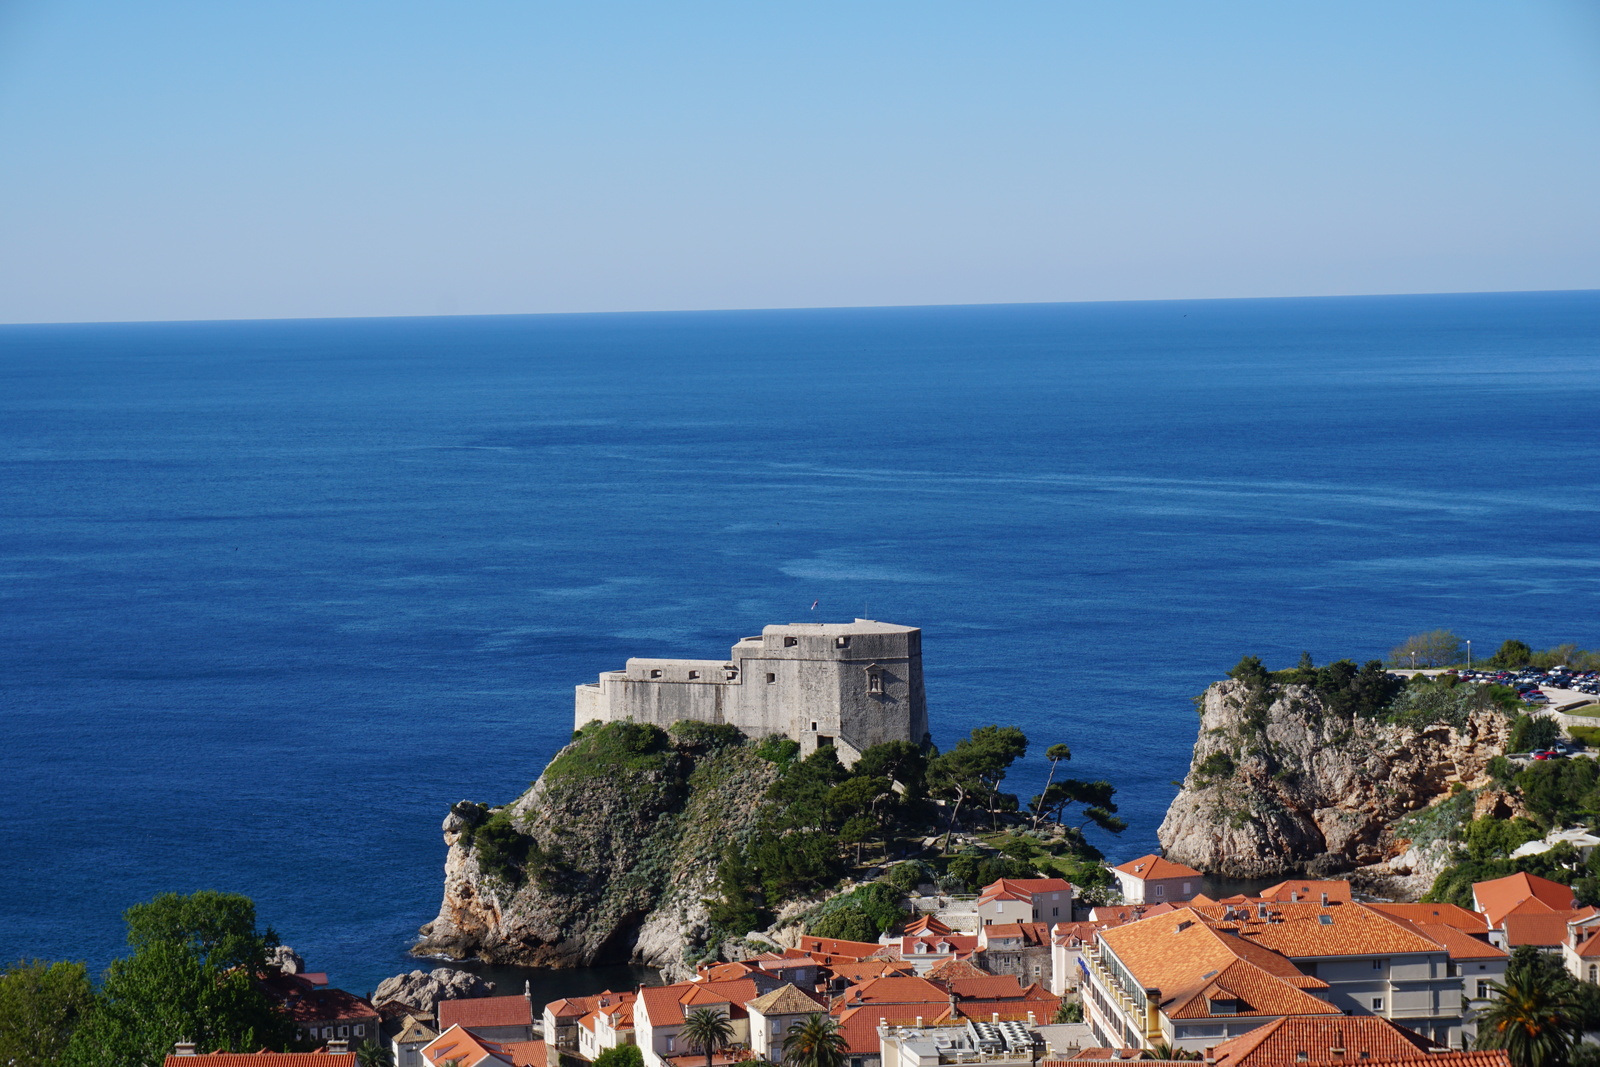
(1568, 726, 1600, 748)
(1562, 703, 1600, 717)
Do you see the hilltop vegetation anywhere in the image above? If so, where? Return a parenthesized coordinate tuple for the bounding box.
(423, 718, 1126, 974)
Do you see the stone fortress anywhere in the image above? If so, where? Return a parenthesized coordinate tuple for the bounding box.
(574, 619, 929, 763)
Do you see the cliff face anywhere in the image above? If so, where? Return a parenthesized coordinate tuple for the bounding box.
(1157, 680, 1510, 886)
(414, 725, 778, 982)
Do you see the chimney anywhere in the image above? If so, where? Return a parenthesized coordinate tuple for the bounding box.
(1321, 893, 1329, 907)
(916, 1017, 924, 1027)
(1256, 903, 1267, 920)
(1204, 1049, 1217, 1065)
(328, 1039, 350, 1054)
(1290, 891, 1299, 903)
(1028, 1012, 1036, 1026)
(173, 1042, 197, 1057)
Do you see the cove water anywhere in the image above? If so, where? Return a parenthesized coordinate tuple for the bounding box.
(3, 291, 1598, 994)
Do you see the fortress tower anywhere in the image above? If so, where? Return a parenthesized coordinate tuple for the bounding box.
(573, 620, 929, 763)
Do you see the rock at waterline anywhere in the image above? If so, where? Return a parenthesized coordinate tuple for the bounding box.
(372, 968, 496, 1013)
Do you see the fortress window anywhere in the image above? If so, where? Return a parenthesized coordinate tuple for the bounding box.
(811, 721, 819, 731)
(784, 636, 798, 647)
(688, 670, 700, 679)
(766, 673, 776, 683)
(836, 636, 850, 648)
(649, 669, 662, 679)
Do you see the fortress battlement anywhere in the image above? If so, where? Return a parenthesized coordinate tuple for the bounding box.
(574, 619, 929, 762)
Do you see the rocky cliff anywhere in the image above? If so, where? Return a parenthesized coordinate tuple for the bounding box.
(414, 722, 778, 982)
(1157, 677, 1511, 892)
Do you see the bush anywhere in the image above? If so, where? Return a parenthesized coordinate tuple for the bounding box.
(808, 883, 905, 941)
(753, 734, 801, 766)
(1196, 752, 1235, 779)
(669, 720, 747, 752)
(1388, 630, 1463, 669)
(594, 1047, 645, 1067)
(1510, 715, 1561, 754)
(887, 861, 932, 893)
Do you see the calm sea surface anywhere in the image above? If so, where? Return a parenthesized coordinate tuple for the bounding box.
(3, 292, 1598, 994)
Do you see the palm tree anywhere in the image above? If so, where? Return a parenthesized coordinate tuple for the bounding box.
(783, 1014, 848, 1067)
(356, 1044, 395, 1067)
(681, 1007, 736, 1067)
(1476, 948, 1584, 1067)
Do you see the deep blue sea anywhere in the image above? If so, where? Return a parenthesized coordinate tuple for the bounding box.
(3, 291, 1598, 995)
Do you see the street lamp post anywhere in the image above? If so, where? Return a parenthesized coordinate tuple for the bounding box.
(1467, 640, 1472, 670)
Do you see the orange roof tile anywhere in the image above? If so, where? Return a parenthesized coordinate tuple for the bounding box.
(1052, 922, 1108, 946)
(1502, 910, 1586, 948)
(1207, 1014, 1441, 1067)
(925, 957, 993, 980)
(828, 960, 915, 982)
(796, 936, 882, 961)
(500, 1042, 546, 1067)
(1473, 872, 1576, 927)
(1256, 880, 1353, 904)
(1366, 903, 1488, 931)
(1408, 923, 1506, 962)
(940, 976, 1031, 1000)
(1225, 905, 1447, 959)
(830, 975, 950, 1012)
(422, 1025, 517, 1067)
(640, 979, 769, 1028)
(438, 995, 534, 1030)
(905, 915, 952, 936)
(978, 878, 1074, 904)
(1111, 855, 1201, 880)
(834, 1007, 954, 1053)
(1051, 1050, 1154, 1061)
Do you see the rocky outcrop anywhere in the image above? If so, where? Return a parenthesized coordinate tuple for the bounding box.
(414, 724, 779, 982)
(269, 945, 305, 975)
(1158, 679, 1511, 888)
(372, 967, 496, 1012)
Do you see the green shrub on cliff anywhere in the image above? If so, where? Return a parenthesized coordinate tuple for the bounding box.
(806, 883, 905, 941)
(546, 721, 676, 784)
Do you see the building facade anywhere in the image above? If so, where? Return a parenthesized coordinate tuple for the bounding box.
(575, 620, 929, 761)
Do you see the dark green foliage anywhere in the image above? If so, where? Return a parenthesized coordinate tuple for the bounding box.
(65, 892, 301, 1067)
(944, 848, 1035, 891)
(543, 721, 675, 784)
(887, 861, 933, 892)
(1031, 777, 1127, 835)
(754, 735, 802, 766)
(1570, 1045, 1600, 1067)
(929, 725, 1029, 838)
(854, 741, 928, 798)
(808, 884, 904, 941)
(680, 1007, 735, 1067)
(1052, 1000, 1084, 1023)
(782, 1014, 848, 1067)
(1511, 716, 1562, 755)
(669, 721, 748, 752)
(0, 960, 93, 1067)
(1464, 815, 1545, 861)
(1516, 759, 1600, 828)
(468, 811, 561, 889)
(1495, 641, 1535, 668)
(1195, 752, 1235, 779)
(594, 1047, 645, 1067)
(356, 1044, 395, 1067)
(1310, 660, 1406, 719)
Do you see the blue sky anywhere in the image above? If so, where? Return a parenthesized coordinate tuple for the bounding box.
(0, 1, 1597, 323)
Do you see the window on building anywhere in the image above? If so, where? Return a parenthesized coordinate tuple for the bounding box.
(766, 673, 776, 683)
(1477, 980, 1492, 998)
(836, 636, 850, 648)
(773, 1021, 781, 1035)
(784, 637, 798, 647)
(1591, 966, 1597, 984)
(1371, 998, 1384, 1011)
(811, 721, 818, 731)
(688, 670, 700, 679)
(1372, 959, 1384, 970)
(1296, 1053, 1308, 1063)
(650, 669, 662, 678)
(668, 1038, 676, 1052)
(339, 1026, 348, 1038)
(356, 1025, 364, 1036)
(1052, 907, 1059, 916)
(1183, 882, 1192, 894)
(1153, 885, 1164, 897)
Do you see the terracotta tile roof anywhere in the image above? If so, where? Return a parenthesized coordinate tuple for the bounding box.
(1207, 1014, 1440, 1067)
(438, 995, 534, 1031)
(796, 936, 883, 961)
(1111, 855, 1201, 880)
(1088, 904, 1178, 924)
(544, 993, 608, 1019)
(905, 915, 953, 936)
(925, 957, 993, 980)
(164, 1057, 356, 1067)
(1052, 922, 1107, 946)
(1359, 1056, 1510, 1067)
(1096, 909, 1337, 1023)
(834, 1007, 953, 1053)
(983, 923, 1027, 939)
(1223, 904, 1447, 959)
(746, 983, 825, 1016)
(830, 975, 950, 1012)
(1365, 903, 1487, 931)
(1574, 930, 1600, 959)
(260, 975, 379, 1024)
(901, 934, 979, 958)
(1502, 910, 1585, 948)
(828, 960, 915, 982)
(698, 962, 759, 982)
(1256, 881, 1353, 904)
(639, 979, 768, 1028)
(422, 1024, 516, 1067)
(940, 976, 1031, 1000)
(979, 878, 1074, 904)
(1473, 872, 1576, 927)
(500, 1041, 546, 1067)
(395, 1015, 440, 1045)
(952, 997, 1060, 1022)
(1408, 923, 1506, 961)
